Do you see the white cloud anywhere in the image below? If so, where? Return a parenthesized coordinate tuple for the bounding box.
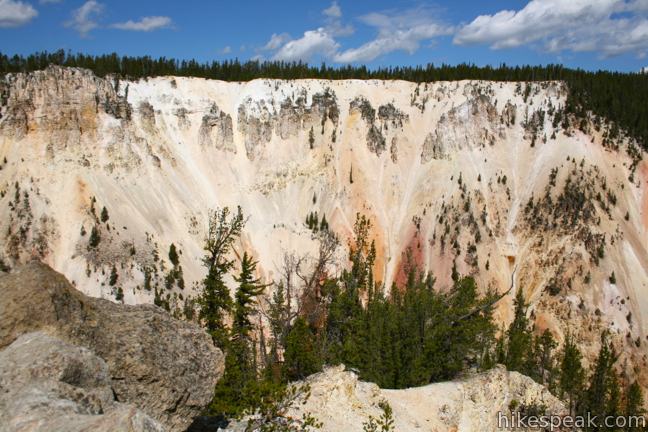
(273, 28, 339, 62)
(39, 0, 61, 4)
(628, 0, 648, 12)
(262, 33, 290, 50)
(0, 0, 37, 27)
(221, 46, 231, 55)
(334, 8, 453, 63)
(65, 0, 102, 37)
(454, 0, 648, 58)
(322, 0, 353, 37)
(323, 1, 341, 18)
(266, 2, 351, 62)
(454, 0, 617, 48)
(264, 3, 450, 63)
(112, 15, 171, 31)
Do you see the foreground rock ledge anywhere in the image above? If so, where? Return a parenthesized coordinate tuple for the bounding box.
(0, 332, 164, 432)
(0, 261, 224, 432)
(282, 365, 568, 432)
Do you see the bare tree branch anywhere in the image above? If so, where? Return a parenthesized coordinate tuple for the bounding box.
(451, 265, 518, 326)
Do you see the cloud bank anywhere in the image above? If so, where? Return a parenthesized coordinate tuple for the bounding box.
(0, 0, 37, 27)
(268, 2, 450, 63)
(454, 0, 648, 58)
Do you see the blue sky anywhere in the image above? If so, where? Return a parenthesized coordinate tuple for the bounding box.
(1, 0, 648, 72)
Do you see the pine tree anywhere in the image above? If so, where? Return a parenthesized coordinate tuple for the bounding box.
(211, 252, 269, 417)
(88, 225, 101, 249)
(283, 317, 322, 381)
(324, 277, 364, 368)
(200, 268, 233, 349)
(198, 206, 245, 348)
(606, 368, 622, 423)
(404, 268, 437, 386)
(348, 213, 376, 293)
(233, 252, 266, 339)
(495, 329, 506, 365)
(266, 282, 289, 381)
(536, 329, 557, 388)
(585, 334, 616, 420)
(324, 215, 377, 368)
(440, 275, 495, 381)
(505, 289, 532, 372)
(109, 265, 118, 286)
(100, 206, 109, 223)
(168, 243, 179, 266)
(210, 338, 254, 416)
(559, 333, 585, 415)
(625, 381, 644, 429)
(362, 285, 393, 387)
(320, 214, 329, 231)
(312, 212, 319, 232)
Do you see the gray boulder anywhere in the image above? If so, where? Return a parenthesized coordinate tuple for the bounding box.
(0, 262, 224, 431)
(0, 332, 164, 432)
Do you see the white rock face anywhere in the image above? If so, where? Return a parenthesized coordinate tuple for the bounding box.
(0, 66, 647, 386)
(254, 365, 566, 432)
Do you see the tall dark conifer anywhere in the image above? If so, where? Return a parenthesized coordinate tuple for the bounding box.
(584, 334, 617, 422)
(505, 289, 532, 372)
(198, 206, 244, 349)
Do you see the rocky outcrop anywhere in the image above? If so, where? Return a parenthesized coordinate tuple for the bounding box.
(0, 262, 224, 431)
(377, 103, 407, 128)
(237, 100, 273, 160)
(282, 365, 567, 432)
(139, 101, 156, 127)
(421, 131, 446, 162)
(0, 332, 164, 432)
(175, 107, 191, 129)
(349, 98, 407, 156)
(349, 97, 384, 156)
(366, 124, 386, 155)
(422, 94, 502, 163)
(237, 88, 339, 159)
(502, 101, 517, 126)
(0, 66, 130, 140)
(199, 103, 235, 151)
(349, 96, 376, 123)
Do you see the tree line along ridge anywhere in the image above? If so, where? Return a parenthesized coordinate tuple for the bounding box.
(1, 50, 648, 152)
